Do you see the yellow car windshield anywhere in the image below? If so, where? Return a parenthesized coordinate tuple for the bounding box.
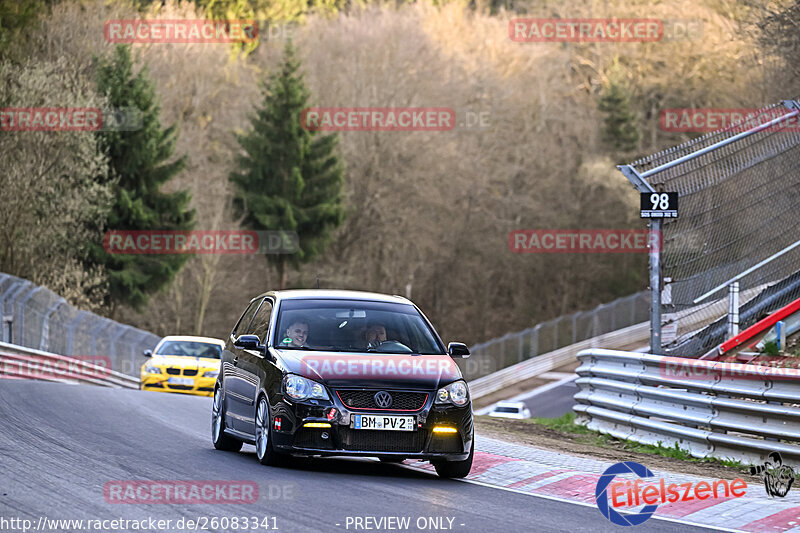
(155, 341, 222, 359)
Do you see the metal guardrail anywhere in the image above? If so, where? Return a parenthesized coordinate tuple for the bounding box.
(0, 272, 160, 377)
(0, 340, 139, 389)
(574, 348, 800, 466)
(468, 322, 650, 401)
(467, 294, 746, 402)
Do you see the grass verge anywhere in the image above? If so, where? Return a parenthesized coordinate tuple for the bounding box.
(478, 412, 745, 469)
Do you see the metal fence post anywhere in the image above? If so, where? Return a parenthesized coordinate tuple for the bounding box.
(728, 281, 740, 337)
(39, 298, 66, 352)
(0, 280, 28, 342)
(618, 164, 661, 354)
(553, 317, 561, 351)
(530, 325, 539, 357)
(90, 320, 110, 355)
(66, 311, 89, 355)
(16, 286, 42, 347)
(571, 313, 578, 344)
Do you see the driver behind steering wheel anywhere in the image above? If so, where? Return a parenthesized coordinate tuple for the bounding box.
(363, 322, 388, 350)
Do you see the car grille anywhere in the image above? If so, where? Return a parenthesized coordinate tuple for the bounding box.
(294, 429, 334, 450)
(336, 390, 428, 411)
(339, 428, 425, 452)
(164, 367, 199, 376)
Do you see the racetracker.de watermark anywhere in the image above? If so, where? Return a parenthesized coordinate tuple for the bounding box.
(660, 108, 800, 133)
(104, 481, 258, 504)
(299, 355, 461, 381)
(103, 230, 298, 255)
(301, 107, 456, 132)
(509, 18, 702, 42)
(659, 357, 800, 381)
(510, 18, 661, 42)
(0, 107, 142, 132)
(104, 19, 258, 43)
(0, 355, 111, 381)
(509, 229, 661, 254)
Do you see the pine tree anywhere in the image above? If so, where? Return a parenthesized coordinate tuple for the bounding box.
(598, 81, 641, 153)
(91, 45, 195, 313)
(231, 41, 345, 289)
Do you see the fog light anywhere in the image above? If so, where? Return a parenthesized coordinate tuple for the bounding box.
(304, 422, 331, 428)
(432, 426, 458, 434)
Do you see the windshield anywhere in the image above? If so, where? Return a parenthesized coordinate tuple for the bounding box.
(493, 406, 521, 413)
(273, 298, 444, 355)
(155, 341, 222, 359)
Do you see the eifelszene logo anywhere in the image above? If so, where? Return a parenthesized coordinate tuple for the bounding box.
(595, 461, 747, 526)
(596, 462, 658, 526)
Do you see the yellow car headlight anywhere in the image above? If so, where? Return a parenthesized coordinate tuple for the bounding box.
(144, 363, 162, 374)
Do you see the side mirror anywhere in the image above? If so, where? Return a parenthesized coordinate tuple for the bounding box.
(448, 342, 470, 358)
(234, 334, 263, 351)
(143, 349, 153, 357)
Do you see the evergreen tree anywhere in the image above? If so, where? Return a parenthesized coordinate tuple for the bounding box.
(231, 41, 345, 289)
(0, 0, 47, 59)
(598, 81, 641, 153)
(91, 45, 195, 313)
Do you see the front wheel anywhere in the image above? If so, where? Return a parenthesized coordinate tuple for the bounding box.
(255, 396, 287, 466)
(433, 437, 473, 478)
(212, 387, 242, 452)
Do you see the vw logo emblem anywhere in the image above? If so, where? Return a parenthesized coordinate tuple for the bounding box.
(374, 391, 392, 408)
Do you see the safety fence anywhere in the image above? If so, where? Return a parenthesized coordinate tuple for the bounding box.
(0, 272, 160, 377)
(574, 348, 800, 466)
(463, 291, 649, 381)
(619, 100, 800, 355)
(0, 340, 139, 389)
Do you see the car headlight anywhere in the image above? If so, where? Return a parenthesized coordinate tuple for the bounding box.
(144, 363, 161, 375)
(435, 380, 469, 407)
(203, 370, 219, 378)
(283, 374, 330, 401)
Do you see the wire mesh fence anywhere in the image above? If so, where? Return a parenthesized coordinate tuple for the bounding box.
(624, 100, 800, 356)
(461, 291, 649, 380)
(0, 272, 160, 377)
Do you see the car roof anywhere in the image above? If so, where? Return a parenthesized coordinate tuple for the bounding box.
(496, 401, 526, 408)
(159, 335, 225, 346)
(257, 289, 413, 305)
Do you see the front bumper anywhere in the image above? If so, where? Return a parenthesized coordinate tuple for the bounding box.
(140, 373, 216, 397)
(270, 394, 473, 461)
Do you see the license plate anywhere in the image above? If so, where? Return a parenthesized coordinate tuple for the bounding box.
(352, 415, 414, 431)
(168, 377, 193, 386)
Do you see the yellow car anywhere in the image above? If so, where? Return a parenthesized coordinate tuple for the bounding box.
(140, 335, 224, 397)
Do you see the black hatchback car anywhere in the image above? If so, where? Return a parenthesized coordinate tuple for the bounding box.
(211, 290, 474, 478)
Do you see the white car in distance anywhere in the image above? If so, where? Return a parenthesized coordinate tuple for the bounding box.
(488, 401, 532, 419)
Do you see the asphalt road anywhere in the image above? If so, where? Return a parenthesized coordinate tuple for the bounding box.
(520, 379, 580, 418)
(0, 381, 713, 533)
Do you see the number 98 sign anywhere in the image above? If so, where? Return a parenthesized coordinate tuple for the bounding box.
(640, 192, 678, 218)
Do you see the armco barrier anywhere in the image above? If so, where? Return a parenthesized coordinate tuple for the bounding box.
(0, 272, 160, 377)
(573, 348, 800, 466)
(468, 321, 649, 400)
(467, 287, 766, 402)
(0, 340, 139, 389)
